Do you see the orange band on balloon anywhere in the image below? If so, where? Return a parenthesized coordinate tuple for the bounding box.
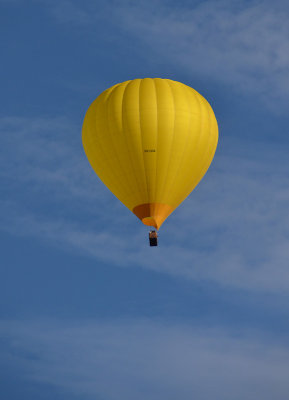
(132, 203, 173, 230)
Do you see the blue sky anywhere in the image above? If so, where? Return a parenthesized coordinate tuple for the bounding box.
(1, 0, 289, 399)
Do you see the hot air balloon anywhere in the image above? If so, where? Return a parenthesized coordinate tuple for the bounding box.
(82, 78, 218, 246)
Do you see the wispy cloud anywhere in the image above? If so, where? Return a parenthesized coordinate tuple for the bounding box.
(1, 318, 289, 400)
(47, 0, 289, 109)
(1, 116, 289, 292)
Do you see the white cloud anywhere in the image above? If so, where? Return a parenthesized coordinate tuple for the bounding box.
(47, 0, 289, 109)
(120, 1, 289, 105)
(1, 318, 289, 400)
(1, 116, 289, 292)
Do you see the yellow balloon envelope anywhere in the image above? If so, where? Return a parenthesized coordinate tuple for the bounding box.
(82, 78, 218, 229)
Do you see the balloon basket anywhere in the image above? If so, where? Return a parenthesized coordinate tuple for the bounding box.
(149, 230, 158, 247)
